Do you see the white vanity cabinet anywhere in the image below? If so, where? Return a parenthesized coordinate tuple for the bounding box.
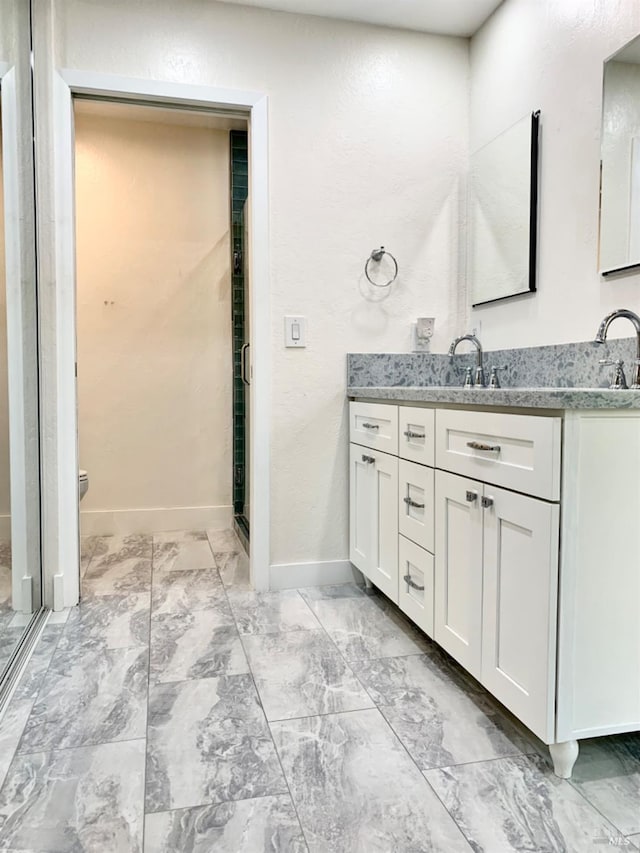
(349, 397, 640, 779)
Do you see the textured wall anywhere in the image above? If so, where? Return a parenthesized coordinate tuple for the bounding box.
(54, 0, 469, 565)
(470, 0, 640, 349)
(75, 111, 232, 516)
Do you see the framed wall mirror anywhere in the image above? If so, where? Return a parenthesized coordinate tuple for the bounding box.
(468, 111, 540, 307)
(600, 34, 640, 276)
(0, 0, 43, 695)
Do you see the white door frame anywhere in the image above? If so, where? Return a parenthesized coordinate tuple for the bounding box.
(48, 70, 270, 602)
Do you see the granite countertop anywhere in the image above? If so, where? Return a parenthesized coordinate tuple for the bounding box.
(347, 385, 640, 410)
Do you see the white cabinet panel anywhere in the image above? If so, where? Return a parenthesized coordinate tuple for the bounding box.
(481, 486, 559, 742)
(349, 443, 373, 574)
(350, 401, 398, 455)
(435, 408, 561, 500)
(434, 470, 483, 678)
(349, 443, 398, 603)
(399, 406, 435, 466)
(398, 459, 434, 553)
(371, 449, 399, 602)
(398, 535, 434, 638)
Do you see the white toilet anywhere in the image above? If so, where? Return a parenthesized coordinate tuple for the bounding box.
(79, 469, 89, 501)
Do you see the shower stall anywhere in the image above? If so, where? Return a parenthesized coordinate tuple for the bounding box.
(230, 130, 250, 549)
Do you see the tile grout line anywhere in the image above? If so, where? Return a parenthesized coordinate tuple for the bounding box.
(222, 566, 311, 853)
(15, 734, 148, 759)
(138, 532, 154, 848)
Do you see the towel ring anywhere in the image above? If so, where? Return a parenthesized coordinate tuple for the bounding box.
(364, 246, 398, 288)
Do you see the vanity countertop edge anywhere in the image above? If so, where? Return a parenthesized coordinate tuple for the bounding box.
(347, 385, 640, 410)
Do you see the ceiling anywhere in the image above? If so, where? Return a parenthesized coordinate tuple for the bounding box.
(216, 0, 505, 37)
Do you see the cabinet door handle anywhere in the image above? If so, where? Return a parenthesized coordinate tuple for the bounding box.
(403, 574, 425, 591)
(240, 343, 250, 386)
(481, 495, 494, 509)
(361, 454, 375, 464)
(403, 496, 425, 509)
(362, 422, 379, 430)
(403, 430, 425, 439)
(465, 490, 478, 503)
(467, 440, 501, 452)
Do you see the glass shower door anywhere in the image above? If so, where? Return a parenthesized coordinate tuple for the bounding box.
(231, 131, 249, 544)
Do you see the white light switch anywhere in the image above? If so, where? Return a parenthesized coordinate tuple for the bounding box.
(285, 315, 306, 347)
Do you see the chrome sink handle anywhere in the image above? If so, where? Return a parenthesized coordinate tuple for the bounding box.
(599, 358, 628, 390)
(489, 365, 507, 389)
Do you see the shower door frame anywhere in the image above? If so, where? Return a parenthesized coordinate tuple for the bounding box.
(45, 71, 271, 600)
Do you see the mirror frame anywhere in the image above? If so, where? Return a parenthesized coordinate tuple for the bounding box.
(471, 110, 540, 308)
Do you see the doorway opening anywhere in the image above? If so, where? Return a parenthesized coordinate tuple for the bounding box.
(72, 96, 250, 573)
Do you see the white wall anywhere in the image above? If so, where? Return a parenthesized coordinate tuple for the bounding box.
(470, 0, 640, 348)
(52, 0, 469, 566)
(75, 110, 232, 534)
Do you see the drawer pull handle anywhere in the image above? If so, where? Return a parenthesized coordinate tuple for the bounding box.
(362, 422, 379, 430)
(465, 490, 478, 503)
(362, 454, 375, 464)
(403, 430, 426, 439)
(481, 496, 494, 509)
(403, 496, 425, 509)
(403, 574, 425, 591)
(467, 440, 501, 452)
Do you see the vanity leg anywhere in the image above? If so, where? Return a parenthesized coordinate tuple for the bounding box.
(549, 740, 579, 779)
(357, 570, 374, 592)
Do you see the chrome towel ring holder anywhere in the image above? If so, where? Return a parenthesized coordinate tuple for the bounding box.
(365, 246, 398, 288)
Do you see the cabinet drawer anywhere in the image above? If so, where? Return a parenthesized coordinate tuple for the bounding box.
(399, 406, 435, 466)
(350, 401, 398, 455)
(435, 409, 561, 500)
(398, 535, 434, 639)
(398, 459, 434, 553)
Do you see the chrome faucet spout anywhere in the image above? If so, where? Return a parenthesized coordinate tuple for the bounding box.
(594, 308, 640, 388)
(448, 333, 485, 387)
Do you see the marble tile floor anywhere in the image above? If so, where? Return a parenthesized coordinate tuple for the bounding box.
(0, 528, 638, 852)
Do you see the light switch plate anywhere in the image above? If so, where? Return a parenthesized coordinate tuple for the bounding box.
(285, 315, 306, 347)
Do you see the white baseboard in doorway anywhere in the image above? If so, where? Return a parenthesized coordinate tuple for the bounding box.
(269, 559, 358, 591)
(0, 515, 10, 540)
(79, 505, 233, 536)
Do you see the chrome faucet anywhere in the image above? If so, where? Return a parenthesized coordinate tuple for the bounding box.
(594, 308, 640, 389)
(448, 333, 485, 387)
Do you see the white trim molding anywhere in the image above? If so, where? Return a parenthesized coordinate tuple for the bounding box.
(43, 70, 270, 601)
(79, 505, 233, 537)
(269, 560, 359, 591)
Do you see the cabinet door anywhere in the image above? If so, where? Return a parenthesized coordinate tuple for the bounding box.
(369, 449, 399, 602)
(434, 470, 483, 678)
(349, 443, 398, 602)
(481, 485, 559, 742)
(349, 443, 373, 575)
(398, 535, 434, 638)
(399, 459, 434, 553)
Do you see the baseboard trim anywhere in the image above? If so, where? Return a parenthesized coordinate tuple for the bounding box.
(0, 515, 10, 539)
(79, 505, 233, 536)
(269, 559, 358, 591)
